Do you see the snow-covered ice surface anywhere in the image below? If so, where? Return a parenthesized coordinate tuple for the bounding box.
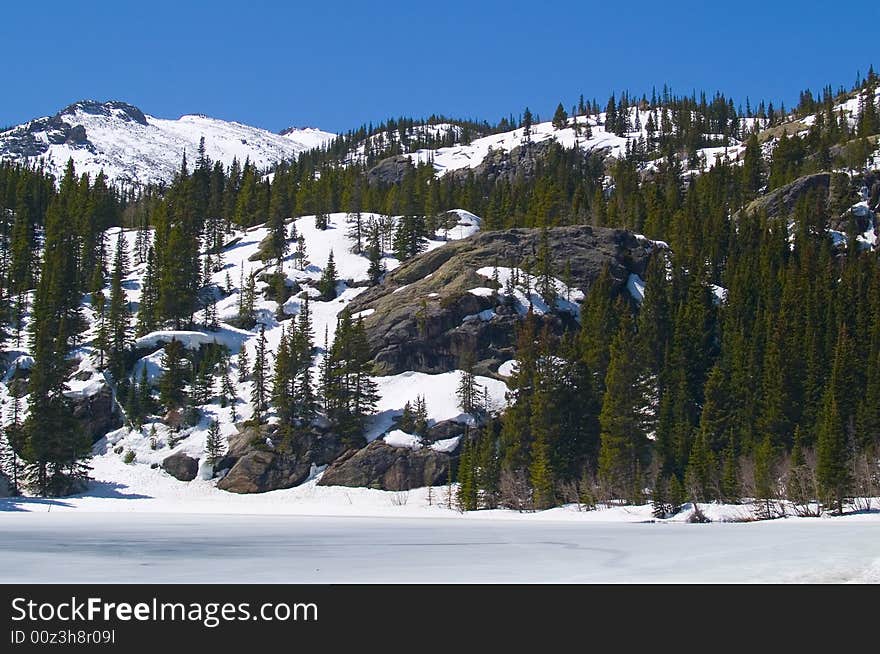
(2, 447, 879, 583)
(1, 507, 879, 583)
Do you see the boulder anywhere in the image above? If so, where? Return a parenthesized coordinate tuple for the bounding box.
(0, 470, 12, 497)
(162, 452, 199, 482)
(424, 419, 467, 443)
(318, 440, 455, 491)
(217, 425, 356, 493)
(345, 224, 655, 375)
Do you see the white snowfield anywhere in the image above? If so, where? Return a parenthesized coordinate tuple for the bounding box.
(0, 101, 335, 186)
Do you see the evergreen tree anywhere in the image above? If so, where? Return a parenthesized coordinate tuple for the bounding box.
(251, 325, 269, 424)
(366, 223, 385, 285)
(816, 388, 850, 515)
(597, 311, 650, 502)
(205, 419, 225, 467)
(318, 250, 339, 301)
(551, 103, 569, 130)
(159, 338, 188, 412)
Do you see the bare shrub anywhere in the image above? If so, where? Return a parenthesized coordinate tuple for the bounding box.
(499, 468, 532, 512)
(851, 446, 879, 513)
(686, 504, 711, 523)
(783, 447, 821, 517)
(390, 490, 409, 506)
(740, 453, 785, 520)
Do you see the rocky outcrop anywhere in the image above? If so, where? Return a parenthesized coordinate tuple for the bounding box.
(345, 225, 655, 376)
(162, 452, 199, 482)
(217, 424, 358, 493)
(459, 139, 562, 185)
(71, 386, 123, 444)
(318, 440, 454, 491)
(741, 172, 831, 219)
(0, 470, 12, 497)
(366, 155, 414, 186)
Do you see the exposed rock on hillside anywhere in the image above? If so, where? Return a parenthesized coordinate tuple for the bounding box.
(0, 470, 12, 497)
(217, 424, 360, 493)
(742, 172, 831, 219)
(162, 452, 199, 482)
(346, 225, 655, 376)
(71, 386, 123, 443)
(366, 155, 414, 186)
(318, 440, 453, 491)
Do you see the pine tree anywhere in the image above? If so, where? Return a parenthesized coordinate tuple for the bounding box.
(294, 234, 307, 271)
(816, 388, 850, 515)
(752, 435, 777, 519)
(318, 250, 338, 301)
(159, 338, 188, 412)
(251, 325, 269, 424)
(238, 271, 257, 328)
(220, 354, 236, 408)
(456, 436, 478, 511)
(205, 419, 225, 467)
(107, 230, 131, 382)
(597, 311, 650, 502)
(366, 223, 385, 285)
(324, 316, 378, 442)
(135, 247, 158, 337)
(551, 103, 569, 130)
(456, 349, 478, 416)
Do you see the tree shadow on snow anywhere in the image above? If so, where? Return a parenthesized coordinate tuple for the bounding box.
(0, 496, 74, 512)
(0, 481, 152, 511)
(78, 480, 153, 501)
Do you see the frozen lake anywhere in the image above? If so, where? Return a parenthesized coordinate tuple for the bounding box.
(1, 512, 878, 583)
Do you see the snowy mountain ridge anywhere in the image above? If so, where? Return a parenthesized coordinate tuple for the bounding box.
(0, 99, 335, 187)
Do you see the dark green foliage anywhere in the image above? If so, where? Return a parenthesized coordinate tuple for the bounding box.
(159, 338, 189, 412)
(317, 250, 338, 301)
(205, 419, 225, 467)
(321, 315, 378, 442)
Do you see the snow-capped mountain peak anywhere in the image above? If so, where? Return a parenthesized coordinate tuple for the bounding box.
(0, 100, 336, 187)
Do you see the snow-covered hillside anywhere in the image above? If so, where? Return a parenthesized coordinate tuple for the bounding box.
(0, 206, 508, 493)
(0, 100, 335, 186)
(346, 85, 880, 179)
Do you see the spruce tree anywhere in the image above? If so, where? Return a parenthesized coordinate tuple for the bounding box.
(205, 419, 225, 467)
(597, 310, 649, 502)
(816, 388, 850, 515)
(251, 325, 269, 424)
(159, 338, 188, 412)
(318, 251, 339, 301)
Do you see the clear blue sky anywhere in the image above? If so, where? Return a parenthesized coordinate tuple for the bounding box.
(2, 0, 877, 133)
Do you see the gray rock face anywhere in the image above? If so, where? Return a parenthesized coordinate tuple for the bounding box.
(346, 224, 654, 376)
(217, 425, 357, 494)
(366, 155, 414, 186)
(424, 419, 466, 443)
(459, 139, 562, 185)
(0, 100, 146, 159)
(0, 470, 12, 497)
(162, 452, 199, 482)
(70, 386, 123, 444)
(743, 172, 831, 219)
(318, 440, 454, 491)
